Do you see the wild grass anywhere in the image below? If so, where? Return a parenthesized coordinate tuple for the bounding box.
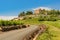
(16, 17, 60, 40)
(19, 17, 42, 25)
(36, 21, 60, 40)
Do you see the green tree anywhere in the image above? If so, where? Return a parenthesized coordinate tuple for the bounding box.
(26, 11, 33, 15)
(48, 9, 57, 15)
(0, 20, 2, 26)
(18, 11, 25, 17)
(57, 10, 60, 15)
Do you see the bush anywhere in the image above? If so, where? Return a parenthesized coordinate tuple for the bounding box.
(28, 17, 32, 19)
(0, 20, 24, 26)
(38, 15, 59, 21)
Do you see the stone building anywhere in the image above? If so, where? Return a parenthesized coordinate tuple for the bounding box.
(33, 7, 51, 15)
(34, 9, 41, 15)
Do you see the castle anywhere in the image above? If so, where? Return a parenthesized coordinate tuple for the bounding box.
(33, 7, 51, 15)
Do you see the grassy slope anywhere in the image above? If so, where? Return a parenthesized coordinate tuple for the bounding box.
(36, 21, 60, 40)
(20, 18, 60, 40)
(20, 18, 41, 25)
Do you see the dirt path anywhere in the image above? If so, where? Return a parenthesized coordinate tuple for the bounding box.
(0, 25, 40, 40)
(0, 25, 46, 40)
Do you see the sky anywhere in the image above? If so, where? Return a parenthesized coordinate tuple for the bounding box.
(0, 0, 60, 16)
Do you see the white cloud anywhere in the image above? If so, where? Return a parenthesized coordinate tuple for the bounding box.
(0, 16, 18, 20)
(33, 7, 51, 10)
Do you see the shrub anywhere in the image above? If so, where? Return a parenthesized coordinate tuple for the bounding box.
(0, 20, 24, 26)
(38, 15, 59, 21)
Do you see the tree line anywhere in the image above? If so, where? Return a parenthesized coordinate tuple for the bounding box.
(38, 9, 60, 21)
(18, 11, 33, 17)
(39, 9, 60, 15)
(18, 9, 60, 17)
(18, 9, 60, 21)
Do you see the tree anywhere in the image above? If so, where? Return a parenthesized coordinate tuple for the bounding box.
(0, 20, 2, 26)
(26, 11, 33, 15)
(39, 9, 47, 15)
(57, 10, 60, 15)
(18, 11, 25, 17)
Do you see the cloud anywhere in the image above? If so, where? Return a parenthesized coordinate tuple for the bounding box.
(33, 7, 51, 10)
(0, 16, 18, 20)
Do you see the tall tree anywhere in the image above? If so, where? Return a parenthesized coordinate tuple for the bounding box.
(18, 11, 25, 17)
(57, 10, 60, 15)
(26, 11, 33, 15)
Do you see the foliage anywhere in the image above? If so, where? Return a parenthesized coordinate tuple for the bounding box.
(0, 20, 23, 26)
(18, 11, 25, 17)
(38, 15, 59, 21)
(18, 11, 33, 17)
(37, 21, 60, 40)
(44, 9, 60, 15)
(26, 11, 33, 15)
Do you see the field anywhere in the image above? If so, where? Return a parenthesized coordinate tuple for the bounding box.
(19, 17, 41, 25)
(0, 17, 60, 40)
(36, 21, 60, 40)
(20, 18, 60, 40)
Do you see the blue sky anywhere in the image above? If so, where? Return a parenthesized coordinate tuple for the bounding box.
(0, 0, 60, 16)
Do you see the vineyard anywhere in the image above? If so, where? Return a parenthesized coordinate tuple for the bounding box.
(0, 20, 28, 31)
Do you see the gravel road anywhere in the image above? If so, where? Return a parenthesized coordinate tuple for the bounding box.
(0, 25, 40, 40)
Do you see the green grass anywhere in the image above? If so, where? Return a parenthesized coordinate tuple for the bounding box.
(19, 17, 60, 40)
(19, 18, 42, 25)
(43, 21, 60, 28)
(36, 21, 60, 40)
(20, 17, 60, 28)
